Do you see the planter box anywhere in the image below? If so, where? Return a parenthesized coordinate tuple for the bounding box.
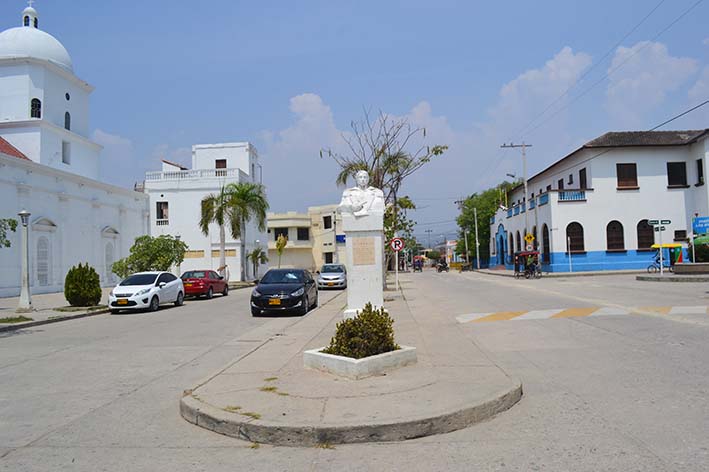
(303, 345, 417, 380)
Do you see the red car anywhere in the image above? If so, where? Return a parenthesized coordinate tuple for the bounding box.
(180, 270, 228, 299)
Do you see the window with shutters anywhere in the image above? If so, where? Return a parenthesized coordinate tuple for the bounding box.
(667, 162, 687, 187)
(674, 230, 687, 241)
(579, 168, 587, 189)
(516, 231, 521, 252)
(542, 224, 550, 263)
(30, 98, 41, 118)
(557, 178, 564, 190)
(274, 227, 288, 241)
(297, 227, 309, 241)
(606, 221, 625, 251)
(637, 220, 654, 249)
(697, 159, 704, 185)
(323, 215, 332, 229)
(566, 222, 584, 252)
(37, 237, 50, 286)
(616, 163, 638, 188)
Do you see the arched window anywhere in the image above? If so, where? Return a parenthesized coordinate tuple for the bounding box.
(34, 17, 38, 28)
(64, 112, 71, 130)
(542, 224, 550, 263)
(105, 242, 115, 283)
(606, 221, 625, 250)
(637, 219, 654, 249)
(566, 222, 585, 252)
(36, 236, 50, 286)
(24, 16, 30, 26)
(516, 231, 521, 252)
(532, 226, 538, 249)
(509, 233, 514, 257)
(30, 98, 41, 118)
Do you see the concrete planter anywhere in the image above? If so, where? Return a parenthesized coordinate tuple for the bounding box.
(303, 345, 417, 380)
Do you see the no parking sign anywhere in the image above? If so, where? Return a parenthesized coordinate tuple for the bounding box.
(390, 237, 405, 252)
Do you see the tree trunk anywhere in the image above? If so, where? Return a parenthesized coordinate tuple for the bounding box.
(219, 224, 227, 280)
(240, 218, 247, 282)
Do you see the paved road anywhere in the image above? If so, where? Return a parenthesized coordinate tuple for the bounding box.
(2, 272, 708, 471)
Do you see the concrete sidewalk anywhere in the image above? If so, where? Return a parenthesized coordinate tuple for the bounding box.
(180, 276, 522, 446)
(0, 288, 112, 332)
(477, 268, 643, 278)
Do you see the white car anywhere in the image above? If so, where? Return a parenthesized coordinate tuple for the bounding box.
(317, 263, 347, 289)
(109, 271, 184, 314)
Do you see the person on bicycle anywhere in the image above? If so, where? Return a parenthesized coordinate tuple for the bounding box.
(526, 254, 536, 275)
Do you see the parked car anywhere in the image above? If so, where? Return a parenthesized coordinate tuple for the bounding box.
(317, 263, 347, 289)
(250, 268, 318, 316)
(180, 270, 228, 299)
(109, 271, 184, 314)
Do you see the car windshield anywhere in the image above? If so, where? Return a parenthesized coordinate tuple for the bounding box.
(260, 270, 304, 284)
(321, 264, 344, 273)
(182, 271, 207, 279)
(120, 274, 158, 286)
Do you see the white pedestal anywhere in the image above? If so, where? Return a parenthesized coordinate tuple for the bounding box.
(342, 212, 384, 319)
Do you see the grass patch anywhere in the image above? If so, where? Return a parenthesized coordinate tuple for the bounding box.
(259, 386, 277, 393)
(241, 411, 261, 420)
(0, 315, 33, 323)
(250, 442, 260, 449)
(315, 442, 336, 450)
(263, 376, 278, 382)
(276, 391, 290, 396)
(224, 405, 242, 413)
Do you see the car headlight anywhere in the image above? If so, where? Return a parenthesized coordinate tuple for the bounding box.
(251, 289, 261, 297)
(291, 287, 304, 297)
(109, 289, 115, 297)
(136, 288, 151, 296)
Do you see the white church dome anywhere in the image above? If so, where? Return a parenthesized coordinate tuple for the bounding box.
(0, 5, 73, 72)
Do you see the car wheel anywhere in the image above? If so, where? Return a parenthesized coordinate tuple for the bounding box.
(149, 296, 159, 312)
(206, 287, 213, 299)
(175, 291, 184, 306)
(222, 285, 229, 296)
(251, 307, 261, 316)
(110, 309, 120, 315)
(299, 295, 309, 316)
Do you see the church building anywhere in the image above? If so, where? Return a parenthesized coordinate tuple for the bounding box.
(0, 4, 149, 297)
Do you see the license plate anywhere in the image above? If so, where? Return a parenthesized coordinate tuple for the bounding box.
(185, 283, 192, 287)
(117, 299, 128, 305)
(268, 298, 281, 306)
(327, 282, 334, 286)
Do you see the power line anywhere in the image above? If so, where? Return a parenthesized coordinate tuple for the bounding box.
(521, 0, 704, 140)
(515, 0, 668, 138)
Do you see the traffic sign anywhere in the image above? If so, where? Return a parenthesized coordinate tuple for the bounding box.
(693, 216, 709, 235)
(661, 219, 671, 225)
(648, 220, 659, 225)
(390, 237, 405, 252)
(654, 226, 666, 232)
(524, 233, 535, 243)
(525, 244, 533, 251)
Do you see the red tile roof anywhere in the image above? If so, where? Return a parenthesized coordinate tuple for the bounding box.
(0, 137, 30, 161)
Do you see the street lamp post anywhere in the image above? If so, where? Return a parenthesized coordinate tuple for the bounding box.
(17, 210, 32, 313)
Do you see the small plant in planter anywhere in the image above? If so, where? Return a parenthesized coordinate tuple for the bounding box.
(64, 263, 102, 307)
(322, 303, 400, 359)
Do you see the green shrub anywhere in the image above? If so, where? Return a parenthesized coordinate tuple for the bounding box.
(689, 243, 709, 262)
(64, 263, 102, 307)
(322, 303, 400, 359)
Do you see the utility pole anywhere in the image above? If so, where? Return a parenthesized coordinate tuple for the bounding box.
(501, 142, 533, 236)
(455, 197, 471, 268)
(473, 207, 480, 270)
(425, 229, 433, 250)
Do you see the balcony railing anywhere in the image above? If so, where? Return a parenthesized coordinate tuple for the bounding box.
(521, 202, 526, 213)
(514, 206, 520, 215)
(156, 219, 169, 226)
(529, 199, 535, 209)
(507, 208, 513, 218)
(145, 168, 240, 181)
(539, 194, 549, 206)
(558, 190, 586, 202)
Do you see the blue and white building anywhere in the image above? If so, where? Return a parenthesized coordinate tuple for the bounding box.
(488, 130, 709, 272)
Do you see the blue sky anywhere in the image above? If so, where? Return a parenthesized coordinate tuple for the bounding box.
(2, 0, 708, 242)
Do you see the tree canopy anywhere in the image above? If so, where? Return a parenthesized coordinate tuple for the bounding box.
(0, 218, 17, 248)
(111, 235, 188, 279)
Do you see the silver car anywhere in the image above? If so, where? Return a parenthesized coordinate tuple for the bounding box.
(317, 264, 347, 289)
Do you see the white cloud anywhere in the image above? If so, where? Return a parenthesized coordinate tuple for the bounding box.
(605, 41, 698, 128)
(689, 66, 709, 102)
(151, 143, 192, 168)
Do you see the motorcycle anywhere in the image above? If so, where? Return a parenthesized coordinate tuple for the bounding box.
(436, 262, 449, 273)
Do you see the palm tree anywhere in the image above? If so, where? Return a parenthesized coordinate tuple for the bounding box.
(199, 182, 268, 281)
(199, 185, 234, 279)
(247, 247, 268, 279)
(224, 182, 269, 282)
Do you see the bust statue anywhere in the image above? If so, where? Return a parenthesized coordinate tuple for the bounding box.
(338, 170, 385, 217)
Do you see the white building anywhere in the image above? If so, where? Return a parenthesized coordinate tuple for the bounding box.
(0, 5, 148, 297)
(489, 130, 709, 272)
(144, 143, 267, 281)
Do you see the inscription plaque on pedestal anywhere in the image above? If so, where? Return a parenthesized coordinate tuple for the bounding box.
(352, 237, 376, 266)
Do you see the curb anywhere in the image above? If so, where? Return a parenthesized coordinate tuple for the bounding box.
(476, 270, 643, 279)
(180, 379, 523, 446)
(0, 308, 109, 333)
(636, 275, 709, 283)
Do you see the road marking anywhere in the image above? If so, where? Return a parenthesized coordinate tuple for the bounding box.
(474, 311, 527, 322)
(514, 309, 565, 320)
(456, 306, 709, 323)
(552, 307, 599, 319)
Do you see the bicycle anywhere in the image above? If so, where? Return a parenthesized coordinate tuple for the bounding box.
(647, 258, 673, 274)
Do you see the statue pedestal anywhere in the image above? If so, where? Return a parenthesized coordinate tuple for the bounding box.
(341, 212, 384, 319)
